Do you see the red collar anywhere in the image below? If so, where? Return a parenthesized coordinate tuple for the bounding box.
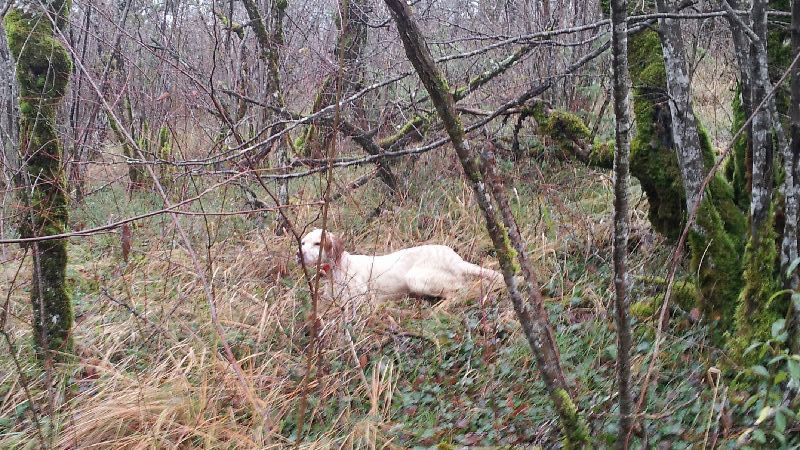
(319, 263, 332, 277)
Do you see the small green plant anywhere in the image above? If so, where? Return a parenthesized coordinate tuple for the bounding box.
(734, 314, 800, 448)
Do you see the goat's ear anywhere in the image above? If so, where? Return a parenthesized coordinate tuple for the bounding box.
(323, 231, 344, 264)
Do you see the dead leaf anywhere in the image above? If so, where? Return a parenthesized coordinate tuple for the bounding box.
(721, 407, 732, 437)
(463, 433, 483, 445)
(121, 223, 131, 263)
(510, 402, 528, 418)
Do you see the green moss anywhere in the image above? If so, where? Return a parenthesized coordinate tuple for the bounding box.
(525, 105, 613, 169)
(730, 212, 784, 361)
(158, 126, 174, 188)
(630, 137, 686, 238)
(541, 110, 589, 153)
(628, 30, 686, 238)
(31, 239, 73, 357)
(6, 2, 74, 360)
(688, 198, 743, 336)
(19, 100, 32, 115)
(552, 388, 591, 449)
(4, 9, 72, 101)
(589, 141, 614, 169)
(378, 114, 429, 149)
(728, 84, 751, 210)
(630, 278, 699, 320)
(625, 27, 747, 340)
(300, 78, 334, 157)
(631, 297, 657, 320)
(497, 227, 520, 274)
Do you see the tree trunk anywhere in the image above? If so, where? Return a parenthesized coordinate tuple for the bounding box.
(655, 0, 705, 216)
(609, 0, 634, 443)
(383, 0, 589, 446)
(748, 0, 776, 238)
(787, 0, 800, 352)
(725, 0, 755, 210)
(0, 18, 19, 191)
(718, 0, 785, 359)
(267, 0, 292, 235)
(780, 0, 800, 282)
(5, 0, 74, 360)
(297, 0, 398, 193)
(625, 12, 745, 338)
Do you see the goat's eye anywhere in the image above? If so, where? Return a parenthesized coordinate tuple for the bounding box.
(313, 242, 320, 246)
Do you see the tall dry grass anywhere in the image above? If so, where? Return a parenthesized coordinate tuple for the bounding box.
(0, 148, 668, 449)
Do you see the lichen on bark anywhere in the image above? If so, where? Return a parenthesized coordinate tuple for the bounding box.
(5, 1, 74, 359)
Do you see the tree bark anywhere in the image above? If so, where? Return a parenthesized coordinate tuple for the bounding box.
(787, 0, 800, 352)
(0, 18, 19, 190)
(5, 0, 74, 360)
(722, 0, 784, 359)
(267, 0, 292, 235)
(748, 0, 775, 238)
(781, 0, 800, 284)
(656, 0, 706, 217)
(383, 0, 589, 446)
(725, 0, 755, 210)
(297, 0, 398, 193)
(610, 0, 634, 443)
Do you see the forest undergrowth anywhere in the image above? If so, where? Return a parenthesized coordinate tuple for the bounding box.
(2, 145, 783, 449)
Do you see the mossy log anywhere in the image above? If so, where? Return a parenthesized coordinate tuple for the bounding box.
(5, 0, 74, 359)
(523, 101, 614, 169)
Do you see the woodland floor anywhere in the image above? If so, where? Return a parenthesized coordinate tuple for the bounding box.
(0, 147, 750, 449)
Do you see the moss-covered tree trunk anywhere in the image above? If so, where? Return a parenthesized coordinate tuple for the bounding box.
(383, 0, 590, 446)
(723, 0, 754, 210)
(5, 0, 74, 359)
(726, 0, 789, 356)
(626, 22, 746, 335)
(0, 22, 19, 191)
